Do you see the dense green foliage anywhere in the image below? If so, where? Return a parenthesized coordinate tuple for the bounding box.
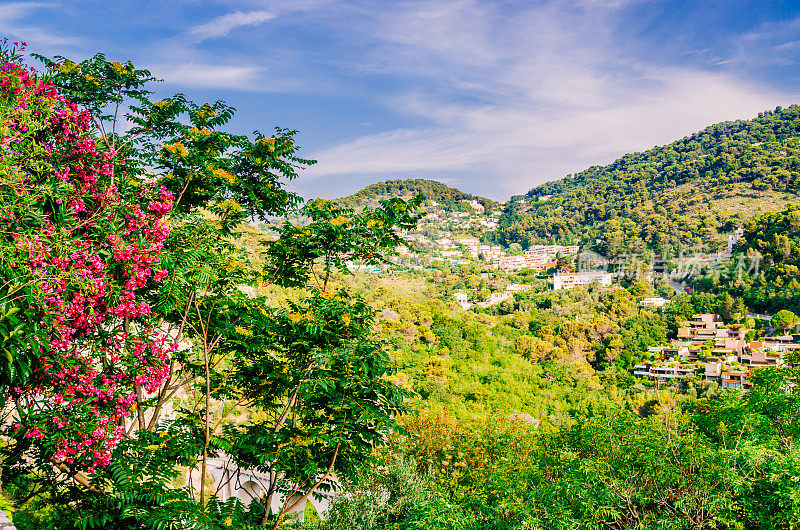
(391, 370, 800, 530)
(738, 205, 800, 314)
(322, 456, 469, 530)
(686, 205, 800, 314)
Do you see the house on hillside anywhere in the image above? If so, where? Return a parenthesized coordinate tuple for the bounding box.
(641, 297, 669, 309)
(727, 227, 745, 254)
(505, 283, 532, 293)
(198, 456, 339, 523)
(553, 272, 612, 290)
(632, 312, 800, 390)
(479, 292, 512, 307)
(453, 292, 473, 310)
(632, 363, 694, 383)
(721, 368, 750, 389)
(461, 199, 485, 213)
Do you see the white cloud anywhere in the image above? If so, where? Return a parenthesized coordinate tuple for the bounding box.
(0, 2, 51, 20)
(307, 72, 787, 199)
(150, 63, 265, 89)
(189, 10, 275, 42)
(0, 2, 85, 50)
(7, 0, 791, 200)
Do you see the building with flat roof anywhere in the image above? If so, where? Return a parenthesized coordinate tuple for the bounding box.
(633, 363, 695, 383)
(641, 297, 669, 309)
(553, 272, 612, 290)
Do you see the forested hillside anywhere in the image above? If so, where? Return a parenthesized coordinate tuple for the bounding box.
(495, 106, 800, 254)
(337, 178, 498, 211)
(738, 205, 800, 313)
(686, 204, 800, 314)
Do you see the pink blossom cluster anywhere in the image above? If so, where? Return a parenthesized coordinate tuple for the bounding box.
(2, 58, 176, 472)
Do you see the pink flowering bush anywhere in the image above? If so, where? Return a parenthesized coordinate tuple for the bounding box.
(0, 47, 174, 472)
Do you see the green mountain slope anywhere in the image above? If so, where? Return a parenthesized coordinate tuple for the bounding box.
(495, 105, 800, 255)
(685, 204, 800, 314)
(337, 178, 499, 211)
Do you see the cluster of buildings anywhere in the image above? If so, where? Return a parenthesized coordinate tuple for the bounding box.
(453, 237, 505, 262)
(425, 237, 502, 265)
(633, 313, 800, 390)
(641, 297, 669, 309)
(461, 199, 485, 214)
(398, 200, 587, 276)
(494, 244, 579, 272)
(416, 204, 501, 233)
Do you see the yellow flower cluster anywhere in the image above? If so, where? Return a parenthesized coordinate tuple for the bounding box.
(279, 435, 310, 450)
(196, 105, 217, 119)
(234, 326, 253, 337)
(55, 60, 79, 73)
(218, 199, 242, 213)
(288, 310, 316, 324)
(162, 142, 188, 158)
(188, 127, 211, 137)
(259, 137, 276, 150)
(290, 435, 310, 447)
(331, 215, 347, 226)
(145, 441, 166, 451)
(224, 259, 245, 272)
(212, 168, 237, 184)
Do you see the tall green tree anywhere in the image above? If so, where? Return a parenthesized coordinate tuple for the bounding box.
(772, 309, 798, 332)
(2, 45, 421, 529)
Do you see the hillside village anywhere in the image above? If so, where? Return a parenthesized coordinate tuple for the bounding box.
(339, 190, 800, 395)
(634, 312, 800, 390)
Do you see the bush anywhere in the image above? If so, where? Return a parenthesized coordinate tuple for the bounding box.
(323, 456, 469, 530)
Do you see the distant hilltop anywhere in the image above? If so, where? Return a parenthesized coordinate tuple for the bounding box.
(336, 178, 499, 212)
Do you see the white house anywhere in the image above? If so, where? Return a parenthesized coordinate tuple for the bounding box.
(553, 272, 612, 290)
(641, 297, 669, 309)
(727, 227, 745, 254)
(194, 456, 340, 523)
(453, 292, 473, 310)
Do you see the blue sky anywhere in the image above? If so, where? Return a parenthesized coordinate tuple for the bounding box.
(3, 0, 800, 200)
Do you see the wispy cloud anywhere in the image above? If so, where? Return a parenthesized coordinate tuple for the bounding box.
(0, 2, 51, 20)
(0, 2, 85, 50)
(150, 63, 266, 89)
(298, 0, 795, 199)
(189, 10, 275, 42)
